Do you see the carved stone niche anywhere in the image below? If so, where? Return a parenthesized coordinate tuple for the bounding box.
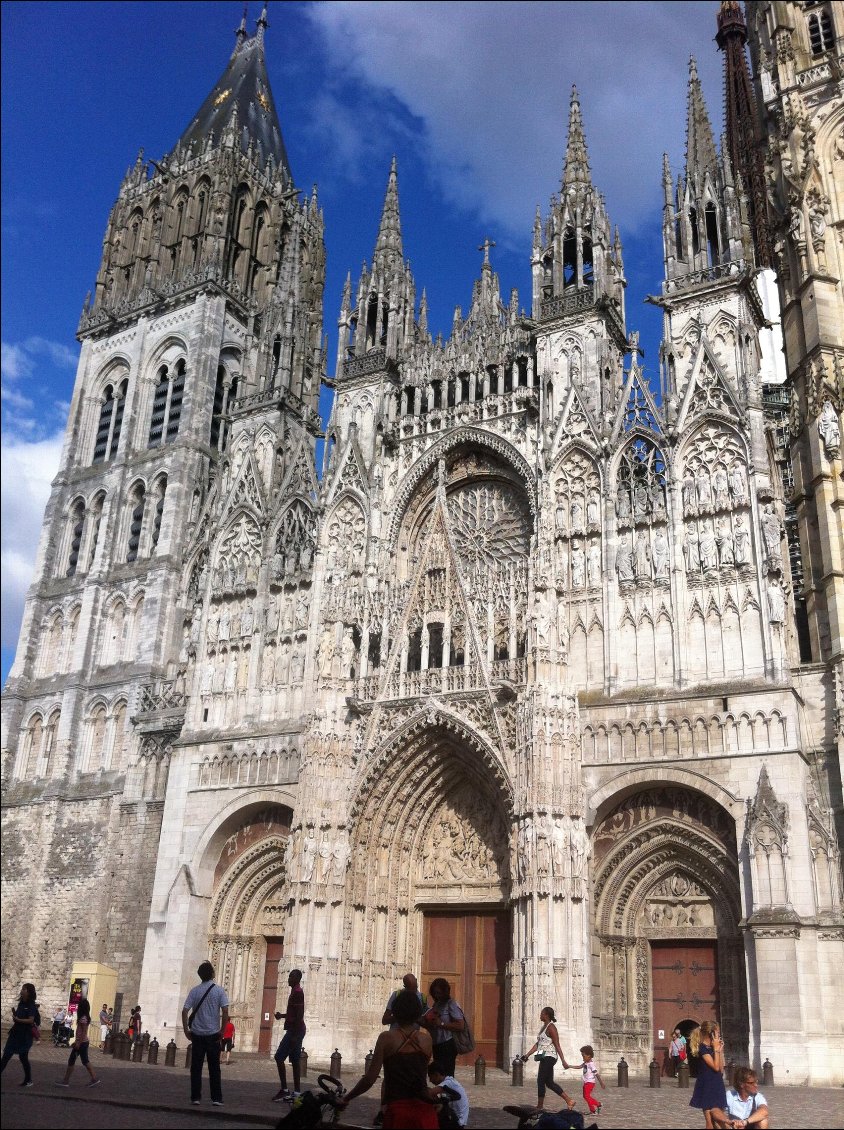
(415, 781, 510, 899)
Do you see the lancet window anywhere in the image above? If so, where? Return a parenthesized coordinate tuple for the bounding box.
(93, 378, 127, 463)
(147, 359, 186, 447)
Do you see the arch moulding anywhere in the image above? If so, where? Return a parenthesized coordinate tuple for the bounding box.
(191, 787, 297, 897)
(588, 766, 740, 827)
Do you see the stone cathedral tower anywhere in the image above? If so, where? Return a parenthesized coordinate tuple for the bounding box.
(2, 6, 842, 1084)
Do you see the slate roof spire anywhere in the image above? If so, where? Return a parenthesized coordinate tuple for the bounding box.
(173, 4, 291, 178)
(685, 56, 719, 182)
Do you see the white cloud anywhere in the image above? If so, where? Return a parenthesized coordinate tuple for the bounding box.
(307, 1, 724, 236)
(1, 431, 64, 651)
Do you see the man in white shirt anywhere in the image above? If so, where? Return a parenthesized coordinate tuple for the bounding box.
(715, 1066, 770, 1129)
(428, 1062, 470, 1127)
(181, 961, 230, 1109)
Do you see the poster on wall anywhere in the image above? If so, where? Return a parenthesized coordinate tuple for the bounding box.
(67, 977, 89, 1016)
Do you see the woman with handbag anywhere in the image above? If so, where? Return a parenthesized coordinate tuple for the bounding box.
(669, 1028, 687, 1077)
(520, 1007, 576, 1112)
(421, 979, 466, 1077)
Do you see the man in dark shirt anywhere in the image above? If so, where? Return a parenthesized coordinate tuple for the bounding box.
(271, 969, 305, 1102)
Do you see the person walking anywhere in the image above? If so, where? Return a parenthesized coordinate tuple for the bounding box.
(272, 969, 306, 1102)
(181, 961, 229, 1108)
(55, 998, 100, 1088)
(520, 1007, 576, 1111)
(572, 1045, 605, 1116)
(221, 1018, 235, 1065)
(689, 1021, 728, 1129)
(669, 1028, 687, 1077)
(420, 978, 466, 1077)
(339, 989, 437, 1129)
(383, 974, 426, 1028)
(0, 983, 40, 1087)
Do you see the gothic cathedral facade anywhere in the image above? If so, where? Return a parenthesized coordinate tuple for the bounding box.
(2, 3, 842, 1082)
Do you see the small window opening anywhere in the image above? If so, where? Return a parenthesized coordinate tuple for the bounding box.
(582, 233, 594, 286)
(690, 208, 700, 257)
(428, 623, 444, 669)
(705, 203, 720, 266)
(407, 628, 422, 671)
(563, 228, 577, 288)
(66, 501, 85, 577)
(126, 485, 145, 563)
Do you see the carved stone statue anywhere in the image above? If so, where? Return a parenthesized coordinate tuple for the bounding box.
(818, 400, 840, 458)
(699, 522, 717, 571)
(218, 605, 230, 642)
(729, 462, 747, 503)
(761, 505, 782, 565)
(716, 519, 734, 566)
(340, 628, 356, 678)
(570, 497, 584, 531)
(570, 541, 585, 588)
(318, 626, 334, 680)
(682, 474, 697, 515)
(616, 486, 631, 522)
(713, 466, 729, 509)
(696, 471, 712, 508)
(616, 539, 634, 583)
(300, 829, 317, 882)
(683, 528, 701, 573)
(586, 491, 600, 527)
(587, 541, 601, 587)
(733, 516, 750, 566)
(767, 580, 785, 624)
(634, 529, 651, 579)
(652, 528, 669, 579)
(317, 832, 333, 882)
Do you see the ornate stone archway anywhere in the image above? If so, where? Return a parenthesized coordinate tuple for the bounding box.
(591, 786, 748, 1070)
(338, 714, 513, 1035)
(207, 805, 292, 1049)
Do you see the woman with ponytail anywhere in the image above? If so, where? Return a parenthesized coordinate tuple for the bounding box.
(689, 1021, 728, 1128)
(520, 1007, 576, 1112)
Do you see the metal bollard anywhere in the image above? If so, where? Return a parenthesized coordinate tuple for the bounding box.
(164, 1039, 177, 1066)
(148, 1037, 159, 1064)
(649, 1058, 661, 1087)
(300, 1047, 308, 1078)
(142, 1031, 151, 1051)
(103, 1032, 114, 1055)
(762, 1058, 774, 1087)
(617, 1056, 629, 1087)
(131, 1038, 143, 1062)
(364, 1049, 374, 1076)
(474, 1055, 486, 1085)
(677, 1059, 690, 1089)
(185, 1042, 192, 1069)
(116, 1032, 130, 1060)
(330, 1048, 342, 1078)
(511, 1056, 524, 1087)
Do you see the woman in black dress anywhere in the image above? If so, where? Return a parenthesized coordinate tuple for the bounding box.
(689, 1021, 728, 1128)
(0, 983, 40, 1087)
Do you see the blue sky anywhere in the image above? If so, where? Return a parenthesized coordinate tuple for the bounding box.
(1, 1, 725, 681)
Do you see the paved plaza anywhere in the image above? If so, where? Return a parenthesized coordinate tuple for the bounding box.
(2, 1042, 843, 1129)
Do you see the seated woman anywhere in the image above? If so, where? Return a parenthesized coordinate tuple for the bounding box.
(713, 1066, 770, 1130)
(339, 989, 437, 1129)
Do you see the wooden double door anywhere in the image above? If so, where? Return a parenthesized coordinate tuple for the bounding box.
(651, 940, 719, 1072)
(422, 910, 510, 1068)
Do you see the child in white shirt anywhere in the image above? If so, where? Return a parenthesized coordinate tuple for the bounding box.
(572, 1044, 605, 1115)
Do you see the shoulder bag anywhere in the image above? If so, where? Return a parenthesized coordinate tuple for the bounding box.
(188, 983, 216, 1034)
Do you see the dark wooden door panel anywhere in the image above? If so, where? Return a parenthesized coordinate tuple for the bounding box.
(422, 910, 510, 1068)
(259, 937, 284, 1054)
(651, 941, 719, 1073)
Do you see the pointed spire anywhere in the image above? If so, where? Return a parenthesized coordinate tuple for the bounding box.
(418, 289, 429, 338)
(235, 5, 248, 49)
(256, 5, 268, 43)
(374, 156, 403, 266)
(562, 85, 593, 192)
(685, 57, 719, 181)
(172, 7, 291, 177)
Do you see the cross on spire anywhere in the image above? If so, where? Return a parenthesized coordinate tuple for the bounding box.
(478, 237, 496, 266)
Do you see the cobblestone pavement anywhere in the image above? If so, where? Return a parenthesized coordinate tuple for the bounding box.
(2, 1043, 843, 1128)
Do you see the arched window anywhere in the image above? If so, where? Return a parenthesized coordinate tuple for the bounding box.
(582, 231, 594, 286)
(85, 491, 106, 571)
(563, 228, 577, 288)
(104, 600, 126, 665)
(147, 360, 185, 447)
(705, 203, 720, 266)
(150, 477, 167, 552)
(210, 365, 239, 450)
(40, 612, 64, 677)
(126, 483, 145, 562)
(93, 378, 127, 463)
(808, 7, 835, 54)
(108, 702, 128, 770)
(23, 714, 43, 778)
(125, 595, 144, 661)
(690, 207, 701, 257)
(86, 705, 108, 773)
(65, 499, 86, 577)
(42, 709, 60, 778)
(64, 606, 80, 670)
